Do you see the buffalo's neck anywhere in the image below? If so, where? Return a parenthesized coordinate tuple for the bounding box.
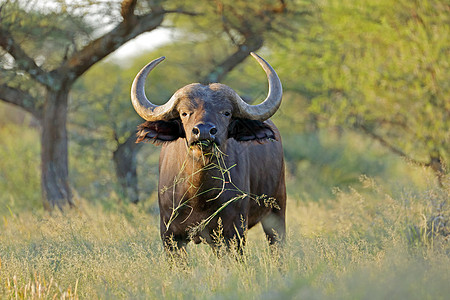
(160, 142, 232, 207)
(183, 152, 225, 200)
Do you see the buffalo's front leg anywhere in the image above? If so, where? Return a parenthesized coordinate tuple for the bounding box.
(215, 215, 248, 255)
(160, 217, 188, 261)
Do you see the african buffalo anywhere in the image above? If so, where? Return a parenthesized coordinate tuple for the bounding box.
(131, 52, 286, 252)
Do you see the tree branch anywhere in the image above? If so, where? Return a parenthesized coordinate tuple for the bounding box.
(0, 84, 42, 118)
(121, 0, 137, 19)
(0, 27, 52, 88)
(201, 35, 264, 84)
(200, 0, 291, 84)
(360, 124, 427, 167)
(163, 8, 200, 16)
(62, 0, 201, 83)
(61, 7, 165, 82)
(62, 1, 200, 84)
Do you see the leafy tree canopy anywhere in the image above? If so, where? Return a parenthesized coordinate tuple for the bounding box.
(273, 0, 449, 181)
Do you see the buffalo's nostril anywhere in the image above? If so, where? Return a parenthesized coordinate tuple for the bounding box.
(192, 123, 216, 141)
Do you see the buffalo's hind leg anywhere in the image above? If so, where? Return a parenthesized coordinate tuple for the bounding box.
(261, 208, 286, 246)
(262, 168, 287, 246)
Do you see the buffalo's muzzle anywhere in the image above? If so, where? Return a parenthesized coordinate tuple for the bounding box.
(190, 123, 218, 150)
(192, 123, 217, 141)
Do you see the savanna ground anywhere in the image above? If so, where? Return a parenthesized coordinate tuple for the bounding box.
(0, 116, 449, 299)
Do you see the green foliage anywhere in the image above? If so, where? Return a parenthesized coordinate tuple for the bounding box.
(273, 0, 449, 169)
(70, 62, 134, 148)
(283, 131, 387, 201)
(169, 0, 300, 40)
(0, 0, 96, 71)
(0, 107, 41, 214)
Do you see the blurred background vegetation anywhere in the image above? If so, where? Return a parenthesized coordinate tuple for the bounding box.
(0, 0, 449, 298)
(1, 0, 447, 210)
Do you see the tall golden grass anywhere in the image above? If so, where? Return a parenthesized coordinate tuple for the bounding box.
(1, 115, 448, 299)
(1, 177, 448, 299)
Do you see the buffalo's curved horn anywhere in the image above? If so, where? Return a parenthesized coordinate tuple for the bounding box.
(131, 53, 282, 122)
(230, 52, 283, 121)
(131, 56, 180, 121)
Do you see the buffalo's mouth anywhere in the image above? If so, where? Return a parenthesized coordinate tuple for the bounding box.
(189, 139, 218, 152)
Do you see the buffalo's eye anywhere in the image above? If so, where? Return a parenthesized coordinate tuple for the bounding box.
(223, 111, 231, 117)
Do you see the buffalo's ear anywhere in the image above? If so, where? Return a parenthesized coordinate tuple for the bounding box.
(228, 118, 276, 142)
(136, 119, 185, 145)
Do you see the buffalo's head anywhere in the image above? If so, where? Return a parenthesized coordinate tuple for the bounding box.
(132, 53, 282, 155)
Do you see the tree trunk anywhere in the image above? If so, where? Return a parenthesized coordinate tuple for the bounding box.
(113, 134, 142, 204)
(41, 88, 74, 210)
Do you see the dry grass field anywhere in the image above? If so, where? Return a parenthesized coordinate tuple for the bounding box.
(1, 182, 448, 299)
(0, 118, 449, 299)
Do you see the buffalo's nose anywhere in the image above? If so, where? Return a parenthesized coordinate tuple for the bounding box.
(192, 123, 217, 140)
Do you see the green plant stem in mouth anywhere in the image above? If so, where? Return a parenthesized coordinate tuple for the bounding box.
(190, 140, 215, 150)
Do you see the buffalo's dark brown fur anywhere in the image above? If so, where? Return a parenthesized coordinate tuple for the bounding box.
(136, 84, 286, 252)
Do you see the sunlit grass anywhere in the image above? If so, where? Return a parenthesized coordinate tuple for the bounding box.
(1, 178, 448, 299)
(1, 115, 448, 299)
